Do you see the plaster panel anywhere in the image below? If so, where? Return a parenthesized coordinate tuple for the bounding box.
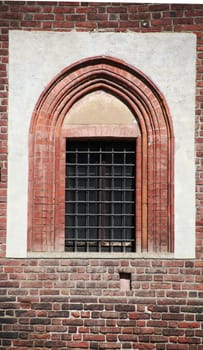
(63, 91, 137, 125)
(7, 31, 196, 258)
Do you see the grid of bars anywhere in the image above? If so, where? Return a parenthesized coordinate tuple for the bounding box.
(65, 140, 135, 252)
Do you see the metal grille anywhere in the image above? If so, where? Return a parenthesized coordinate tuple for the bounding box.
(65, 140, 135, 252)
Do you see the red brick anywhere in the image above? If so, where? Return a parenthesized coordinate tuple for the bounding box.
(83, 334, 105, 341)
(99, 343, 121, 349)
(54, 6, 74, 13)
(179, 322, 200, 328)
(149, 4, 170, 11)
(67, 341, 88, 348)
(106, 333, 117, 342)
(34, 14, 54, 20)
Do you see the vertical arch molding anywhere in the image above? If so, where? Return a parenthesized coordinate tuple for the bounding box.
(28, 56, 174, 253)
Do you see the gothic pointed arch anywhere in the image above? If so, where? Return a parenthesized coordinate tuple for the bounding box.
(28, 56, 174, 253)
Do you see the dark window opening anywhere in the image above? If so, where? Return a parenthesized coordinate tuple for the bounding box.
(65, 139, 135, 252)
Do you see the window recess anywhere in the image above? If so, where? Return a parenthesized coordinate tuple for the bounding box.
(65, 139, 136, 253)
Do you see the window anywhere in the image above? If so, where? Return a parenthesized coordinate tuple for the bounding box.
(65, 140, 135, 252)
(27, 56, 174, 254)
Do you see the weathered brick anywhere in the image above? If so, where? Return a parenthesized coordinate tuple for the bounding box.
(30, 318, 51, 325)
(115, 304, 135, 312)
(84, 304, 103, 311)
(100, 342, 122, 349)
(83, 334, 105, 341)
(31, 303, 52, 310)
(62, 318, 83, 326)
(162, 313, 184, 321)
(0, 318, 17, 324)
(106, 334, 118, 342)
(62, 303, 83, 310)
(0, 332, 18, 339)
(67, 341, 88, 348)
(48, 311, 69, 318)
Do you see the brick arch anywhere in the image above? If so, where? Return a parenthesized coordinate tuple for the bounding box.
(28, 56, 174, 253)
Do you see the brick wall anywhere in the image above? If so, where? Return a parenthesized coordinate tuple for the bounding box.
(1, 258, 203, 350)
(1, 1, 203, 349)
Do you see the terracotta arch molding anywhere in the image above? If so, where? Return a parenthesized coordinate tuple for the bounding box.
(28, 56, 174, 253)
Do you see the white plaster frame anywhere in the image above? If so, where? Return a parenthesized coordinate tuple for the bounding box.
(7, 31, 196, 258)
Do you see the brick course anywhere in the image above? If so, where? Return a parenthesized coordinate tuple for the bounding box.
(0, 1, 203, 349)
